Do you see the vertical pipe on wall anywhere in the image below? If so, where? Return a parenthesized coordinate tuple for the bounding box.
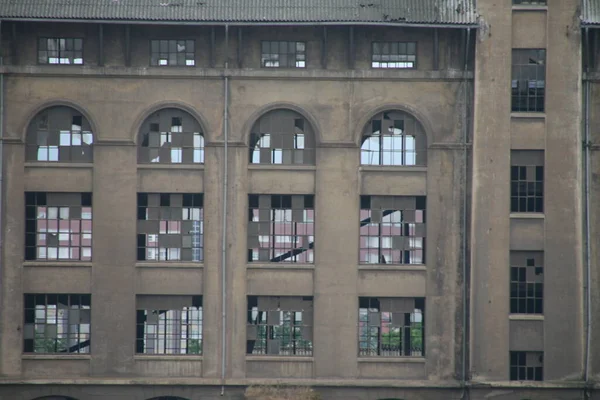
(220, 23, 230, 397)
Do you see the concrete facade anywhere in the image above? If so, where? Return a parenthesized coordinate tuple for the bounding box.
(0, 1, 596, 400)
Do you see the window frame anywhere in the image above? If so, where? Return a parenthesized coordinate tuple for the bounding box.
(371, 41, 418, 70)
(37, 37, 84, 66)
(260, 41, 307, 69)
(149, 39, 196, 67)
(512, 0, 547, 5)
(511, 48, 546, 113)
(510, 252, 544, 315)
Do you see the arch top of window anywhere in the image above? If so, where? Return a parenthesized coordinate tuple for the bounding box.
(138, 107, 205, 165)
(361, 110, 427, 167)
(25, 106, 94, 163)
(249, 108, 316, 166)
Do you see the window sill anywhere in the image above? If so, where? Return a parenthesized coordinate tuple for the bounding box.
(509, 314, 544, 321)
(511, 112, 546, 120)
(247, 263, 314, 270)
(512, 5, 548, 11)
(134, 355, 203, 361)
(510, 212, 545, 219)
(358, 264, 427, 271)
(137, 163, 205, 170)
(246, 356, 314, 362)
(135, 262, 203, 269)
(24, 162, 93, 169)
(358, 357, 425, 363)
(23, 261, 92, 268)
(359, 166, 427, 173)
(248, 164, 316, 171)
(22, 354, 91, 360)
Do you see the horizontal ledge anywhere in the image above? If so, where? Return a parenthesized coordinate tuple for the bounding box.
(246, 356, 314, 362)
(360, 166, 427, 173)
(22, 354, 91, 360)
(358, 265, 427, 272)
(248, 164, 316, 171)
(358, 357, 425, 363)
(510, 112, 546, 119)
(509, 314, 545, 321)
(509, 212, 545, 219)
(137, 164, 205, 170)
(23, 261, 93, 268)
(25, 162, 93, 169)
(134, 355, 203, 361)
(511, 5, 548, 11)
(136, 262, 204, 269)
(247, 264, 315, 270)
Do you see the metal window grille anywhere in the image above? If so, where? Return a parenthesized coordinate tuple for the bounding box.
(510, 252, 543, 314)
(24, 294, 91, 354)
(250, 110, 315, 165)
(510, 351, 543, 381)
(38, 38, 83, 65)
(511, 151, 544, 213)
(25, 192, 92, 261)
(150, 40, 195, 66)
(372, 42, 416, 69)
(360, 196, 426, 265)
(138, 109, 204, 164)
(361, 112, 426, 166)
(511, 49, 546, 112)
(261, 41, 306, 68)
(137, 193, 203, 262)
(136, 296, 202, 355)
(248, 194, 314, 263)
(246, 296, 313, 356)
(358, 297, 424, 357)
(26, 107, 94, 162)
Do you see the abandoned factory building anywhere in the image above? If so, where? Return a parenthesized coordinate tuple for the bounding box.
(0, 0, 598, 399)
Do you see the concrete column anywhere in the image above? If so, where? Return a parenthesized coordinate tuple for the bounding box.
(543, 0, 584, 380)
(0, 142, 24, 375)
(90, 144, 137, 375)
(471, 1, 512, 380)
(313, 146, 359, 378)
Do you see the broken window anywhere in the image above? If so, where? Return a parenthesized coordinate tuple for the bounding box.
(261, 41, 306, 68)
(360, 195, 425, 265)
(150, 40, 195, 66)
(137, 193, 203, 262)
(247, 296, 313, 356)
(512, 49, 546, 112)
(26, 106, 94, 162)
(38, 38, 83, 65)
(510, 351, 543, 381)
(136, 295, 202, 355)
(513, 0, 546, 4)
(250, 109, 315, 165)
(25, 192, 92, 261)
(358, 297, 424, 357)
(24, 294, 91, 354)
(248, 194, 314, 263)
(372, 42, 417, 69)
(138, 108, 204, 164)
(361, 111, 426, 166)
(510, 251, 543, 314)
(511, 150, 544, 213)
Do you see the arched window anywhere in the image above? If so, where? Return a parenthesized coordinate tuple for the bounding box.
(138, 108, 204, 164)
(249, 109, 315, 165)
(361, 111, 426, 166)
(26, 106, 94, 162)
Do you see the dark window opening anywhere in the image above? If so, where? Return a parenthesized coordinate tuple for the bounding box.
(150, 40, 195, 66)
(510, 351, 543, 381)
(38, 38, 83, 65)
(511, 150, 544, 213)
(512, 49, 546, 112)
(372, 41, 416, 69)
(510, 252, 543, 314)
(261, 41, 306, 68)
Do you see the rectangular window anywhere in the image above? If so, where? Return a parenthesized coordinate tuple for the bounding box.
(38, 38, 83, 65)
(511, 150, 544, 213)
(247, 296, 313, 356)
(25, 192, 92, 261)
(510, 351, 543, 381)
(512, 49, 546, 112)
(136, 295, 202, 354)
(360, 195, 426, 265)
(372, 42, 417, 69)
(261, 41, 306, 68)
(358, 297, 424, 357)
(137, 193, 203, 262)
(24, 294, 91, 354)
(510, 251, 543, 314)
(513, 0, 546, 4)
(248, 194, 314, 263)
(150, 40, 195, 66)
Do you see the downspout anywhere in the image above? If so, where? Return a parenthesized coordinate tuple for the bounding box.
(461, 27, 471, 400)
(220, 24, 230, 397)
(0, 21, 4, 373)
(583, 26, 592, 398)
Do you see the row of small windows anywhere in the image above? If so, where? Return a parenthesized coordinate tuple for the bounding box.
(24, 294, 425, 359)
(26, 106, 428, 166)
(37, 37, 418, 70)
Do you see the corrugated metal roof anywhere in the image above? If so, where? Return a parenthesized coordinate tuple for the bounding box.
(0, 0, 478, 25)
(583, 0, 600, 25)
